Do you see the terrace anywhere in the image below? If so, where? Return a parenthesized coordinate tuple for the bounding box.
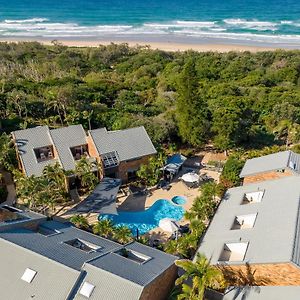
(70, 144, 89, 160)
(34, 145, 55, 162)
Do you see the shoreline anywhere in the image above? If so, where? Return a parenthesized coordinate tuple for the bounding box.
(0, 37, 286, 52)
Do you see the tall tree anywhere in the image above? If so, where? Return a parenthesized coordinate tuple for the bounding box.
(176, 58, 209, 146)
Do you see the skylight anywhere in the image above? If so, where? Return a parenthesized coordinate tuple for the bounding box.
(21, 268, 37, 283)
(79, 282, 95, 298)
(64, 239, 100, 253)
(219, 242, 248, 262)
(242, 190, 264, 204)
(115, 248, 152, 264)
(231, 213, 258, 230)
(101, 151, 119, 169)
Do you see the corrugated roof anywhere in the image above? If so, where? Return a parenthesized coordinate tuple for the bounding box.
(12, 126, 59, 177)
(89, 127, 157, 162)
(0, 221, 121, 271)
(0, 219, 177, 299)
(0, 238, 80, 300)
(196, 176, 300, 265)
(88, 242, 177, 286)
(50, 124, 87, 171)
(74, 263, 143, 300)
(240, 150, 300, 178)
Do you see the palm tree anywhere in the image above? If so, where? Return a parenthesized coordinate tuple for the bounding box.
(93, 219, 114, 238)
(43, 162, 67, 193)
(70, 214, 89, 229)
(175, 254, 224, 300)
(113, 226, 133, 244)
(75, 157, 99, 193)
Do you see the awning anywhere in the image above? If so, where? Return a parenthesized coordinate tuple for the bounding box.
(67, 177, 121, 215)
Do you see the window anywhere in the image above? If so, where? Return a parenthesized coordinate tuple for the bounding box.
(79, 282, 95, 298)
(231, 213, 257, 230)
(219, 242, 248, 262)
(64, 239, 100, 253)
(21, 268, 37, 283)
(242, 190, 264, 204)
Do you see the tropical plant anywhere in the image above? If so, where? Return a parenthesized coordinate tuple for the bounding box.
(0, 133, 17, 171)
(175, 254, 224, 300)
(113, 225, 133, 244)
(70, 214, 89, 229)
(92, 219, 114, 238)
(137, 153, 165, 186)
(75, 157, 99, 193)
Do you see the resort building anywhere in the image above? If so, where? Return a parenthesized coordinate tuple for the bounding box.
(196, 176, 300, 286)
(240, 150, 300, 184)
(0, 205, 177, 300)
(12, 124, 156, 183)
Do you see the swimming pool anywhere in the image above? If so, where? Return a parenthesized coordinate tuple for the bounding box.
(172, 196, 187, 205)
(100, 199, 184, 235)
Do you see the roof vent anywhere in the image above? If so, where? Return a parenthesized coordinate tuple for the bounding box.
(21, 268, 37, 283)
(79, 282, 95, 298)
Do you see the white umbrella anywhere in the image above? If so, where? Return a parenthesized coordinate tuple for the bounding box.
(159, 218, 180, 233)
(182, 172, 200, 183)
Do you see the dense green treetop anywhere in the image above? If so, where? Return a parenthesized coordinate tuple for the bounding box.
(1, 42, 300, 150)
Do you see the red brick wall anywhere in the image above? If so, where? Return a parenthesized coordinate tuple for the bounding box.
(117, 155, 153, 182)
(139, 264, 177, 300)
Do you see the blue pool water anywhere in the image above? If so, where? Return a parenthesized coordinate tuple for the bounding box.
(172, 196, 187, 205)
(100, 199, 184, 235)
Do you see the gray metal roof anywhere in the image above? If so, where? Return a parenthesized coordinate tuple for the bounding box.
(74, 263, 143, 300)
(0, 218, 177, 300)
(196, 176, 300, 265)
(50, 124, 87, 171)
(67, 177, 121, 215)
(0, 221, 121, 271)
(12, 125, 59, 176)
(0, 205, 46, 231)
(89, 127, 157, 162)
(88, 242, 177, 286)
(239, 150, 300, 178)
(0, 238, 80, 300)
(222, 286, 300, 300)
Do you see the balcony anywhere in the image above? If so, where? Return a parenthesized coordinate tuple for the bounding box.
(231, 213, 257, 230)
(70, 144, 89, 161)
(219, 242, 248, 262)
(34, 146, 54, 162)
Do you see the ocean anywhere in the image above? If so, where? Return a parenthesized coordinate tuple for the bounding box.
(0, 0, 300, 47)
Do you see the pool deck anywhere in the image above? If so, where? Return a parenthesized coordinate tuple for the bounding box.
(57, 160, 221, 243)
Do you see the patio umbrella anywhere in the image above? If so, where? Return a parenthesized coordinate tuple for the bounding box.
(159, 218, 180, 233)
(182, 172, 200, 183)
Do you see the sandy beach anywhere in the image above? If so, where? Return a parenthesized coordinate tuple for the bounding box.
(0, 37, 280, 52)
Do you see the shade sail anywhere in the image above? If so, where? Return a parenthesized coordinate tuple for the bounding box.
(67, 177, 121, 215)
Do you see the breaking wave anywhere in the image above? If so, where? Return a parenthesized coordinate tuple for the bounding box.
(1, 18, 300, 45)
